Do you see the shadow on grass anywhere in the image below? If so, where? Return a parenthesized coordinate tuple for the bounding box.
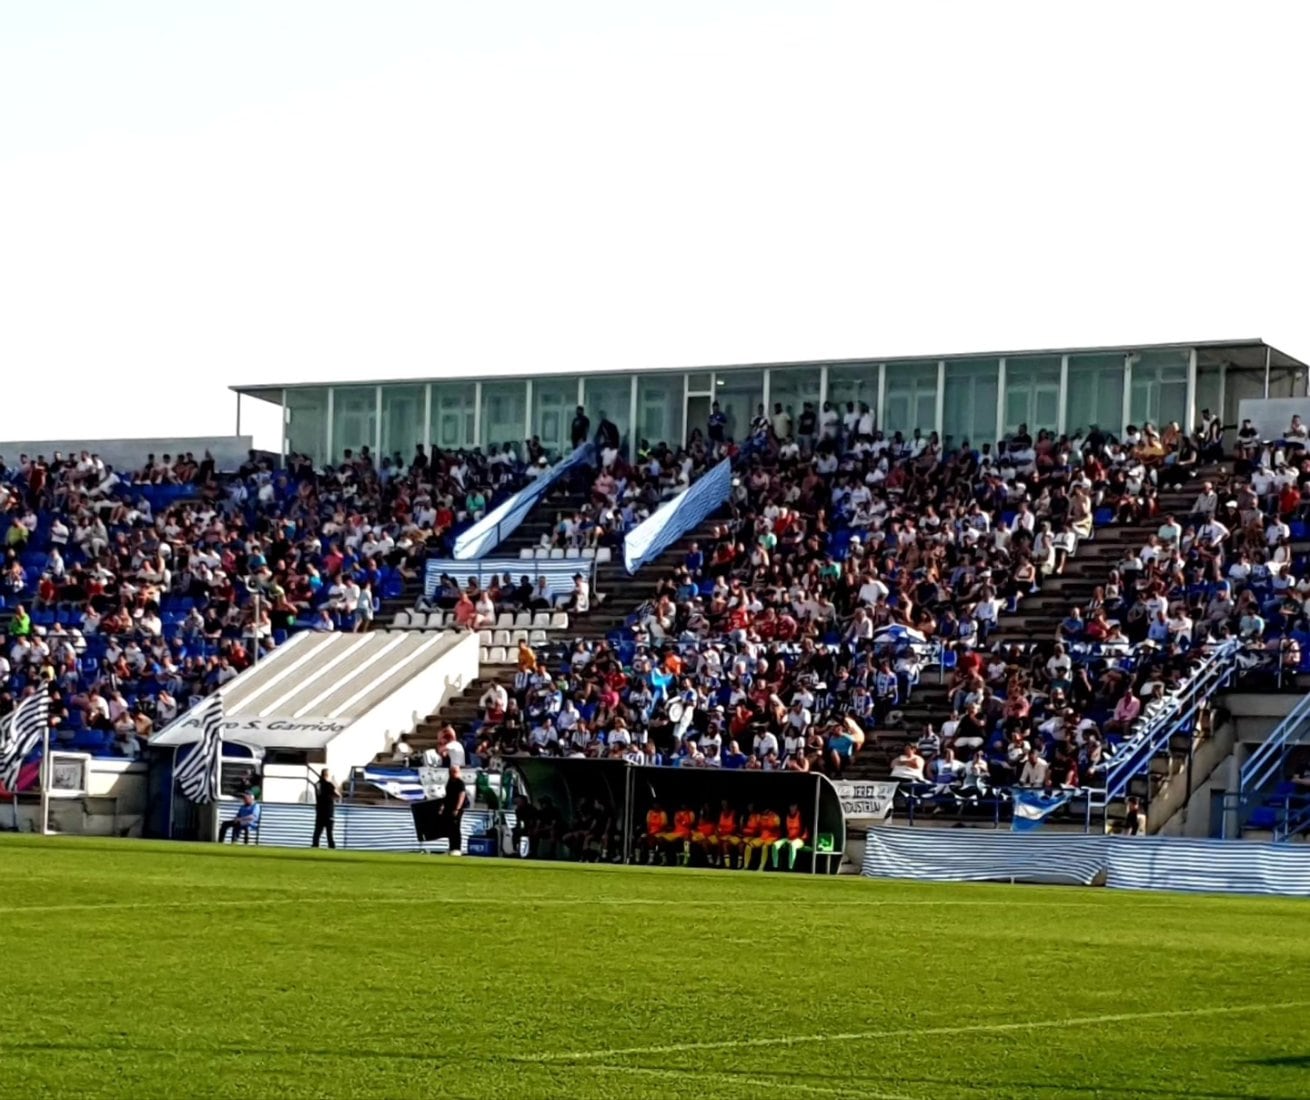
(586, 1063, 1276, 1100)
(1243, 1053, 1310, 1068)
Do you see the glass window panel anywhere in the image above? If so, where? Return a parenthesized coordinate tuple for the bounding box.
(331, 385, 377, 463)
(1002, 355, 1061, 438)
(1129, 349, 1190, 431)
(826, 363, 878, 421)
(637, 374, 685, 449)
(712, 369, 763, 443)
(686, 372, 713, 393)
(769, 367, 822, 439)
(480, 380, 527, 454)
(380, 384, 424, 463)
(883, 360, 939, 438)
(1067, 354, 1126, 437)
(1195, 364, 1223, 434)
(582, 374, 634, 454)
(430, 382, 475, 451)
(943, 359, 999, 450)
(284, 387, 329, 468)
(533, 376, 579, 455)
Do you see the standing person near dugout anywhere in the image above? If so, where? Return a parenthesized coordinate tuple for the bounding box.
(313, 768, 340, 849)
(442, 765, 468, 855)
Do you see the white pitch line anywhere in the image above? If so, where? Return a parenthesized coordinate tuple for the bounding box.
(0, 895, 1192, 917)
(534, 999, 1310, 1063)
(586, 1062, 907, 1100)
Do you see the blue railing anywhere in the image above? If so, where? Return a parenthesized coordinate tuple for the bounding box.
(1220, 690, 1310, 840)
(1087, 640, 1240, 823)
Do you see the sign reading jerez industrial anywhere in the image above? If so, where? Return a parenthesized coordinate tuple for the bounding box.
(833, 780, 898, 822)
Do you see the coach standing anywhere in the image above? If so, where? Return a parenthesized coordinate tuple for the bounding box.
(313, 768, 341, 849)
(442, 765, 467, 855)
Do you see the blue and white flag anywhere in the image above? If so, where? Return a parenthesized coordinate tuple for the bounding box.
(1011, 788, 1072, 832)
(0, 691, 50, 793)
(174, 694, 224, 804)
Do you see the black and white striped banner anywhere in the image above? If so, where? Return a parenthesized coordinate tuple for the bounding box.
(174, 694, 224, 804)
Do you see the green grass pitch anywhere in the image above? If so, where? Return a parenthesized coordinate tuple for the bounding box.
(3, 835, 1308, 1099)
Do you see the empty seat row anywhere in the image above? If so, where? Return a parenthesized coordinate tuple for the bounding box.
(518, 546, 612, 563)
(395, 609, 570, 631)
(478, 629, 550, 648)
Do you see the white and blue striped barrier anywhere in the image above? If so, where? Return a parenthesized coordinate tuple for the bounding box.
(861, 827, 1310, 897)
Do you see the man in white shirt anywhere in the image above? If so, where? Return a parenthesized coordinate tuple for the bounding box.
(1018, 750, 1050, 787)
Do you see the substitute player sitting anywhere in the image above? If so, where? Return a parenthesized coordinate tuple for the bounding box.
(691, 802, 718, 865)
(640, 801, 670, 864)
(716, 801, 741, 868)
(740, 803, 765, 869)
(666, 803, 697, 864)
(746, 806, 783, 870)
(770, 802, 809, 871)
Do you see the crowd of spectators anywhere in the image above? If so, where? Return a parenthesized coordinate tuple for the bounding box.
(0, 442, 528, 770)
(467, 401, 1310, 819)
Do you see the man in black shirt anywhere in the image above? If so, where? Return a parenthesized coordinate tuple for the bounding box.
(570, 407, 590, 448)
(312, 768, 340, 849)
(442, 765, 468, 855)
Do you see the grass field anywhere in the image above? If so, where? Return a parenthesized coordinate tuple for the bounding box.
(3, 837, 1308, 1099)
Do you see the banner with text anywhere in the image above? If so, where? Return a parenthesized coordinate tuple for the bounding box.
(833, 780, 898, 822)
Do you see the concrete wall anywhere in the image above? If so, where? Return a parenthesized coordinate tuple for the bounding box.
(323, 631, 479, 777)
(0, 435, 253, 473)
(10, 760, 148, 837)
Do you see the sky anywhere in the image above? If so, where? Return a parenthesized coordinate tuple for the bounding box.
(2, 1, 1308, 452)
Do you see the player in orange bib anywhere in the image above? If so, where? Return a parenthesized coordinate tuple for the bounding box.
(641, 802, 670, 864)
(716, 801, 740, 868)
(740, 804, 766, 870)
(691, 802, 718, 864)
(667, 804, 696, 862)
(746, 807, 782, 871)
(770, 802, 809, 870)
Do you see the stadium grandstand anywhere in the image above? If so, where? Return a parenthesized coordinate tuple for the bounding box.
(3, 338, 1310, 883)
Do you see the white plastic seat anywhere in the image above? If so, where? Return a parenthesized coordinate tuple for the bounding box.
(565, 547, 580, 559)
(393, 610, 413, 628)
(478, 630, 494, 645)
(534, 548, 550, 559)
(493, 629, 512, 647)
(595, 547, 612, 564)
(581, 547, 596, 559)
(427, 612, 447, 629)
(529, 630, 548, 646)
(497, 613, 514, 629)
(487, 646, 508, 665)
(532, 612, 551, 629)
(519, 548, 534, 560)
(549, 548, 565, 560)
(514, 612, 532, 628)
(550, 612, 569, 630)
(510, 630, 529, 646)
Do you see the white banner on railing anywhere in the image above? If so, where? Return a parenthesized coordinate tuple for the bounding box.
(833, 780, 897, 822)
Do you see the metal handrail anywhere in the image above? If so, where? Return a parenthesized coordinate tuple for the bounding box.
(1089, 639, 1240, 809)
(1240, 690, 1310, 795)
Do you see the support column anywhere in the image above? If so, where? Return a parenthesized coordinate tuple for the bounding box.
(278, 388, 287, 459)
(473, 382, 483, 447)
(1121, 355, 1134, 436)
(935, 360, 946, 437)
(761, 368, 771, 419)
(373, 385, 383, 458)
(524, 378, 534, 446)
(995, 358, 1007, 445)
(876, 363, 887, 430)
(818, 364, 829, 410)
(1264, 345, 1272, 398)
(627, 374, 638, 456)
(1057, 354, 1069, 436)
(325, 387, 335, 466)
(423, 384, 432, 450)
(1186, 347, 1198, 433)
